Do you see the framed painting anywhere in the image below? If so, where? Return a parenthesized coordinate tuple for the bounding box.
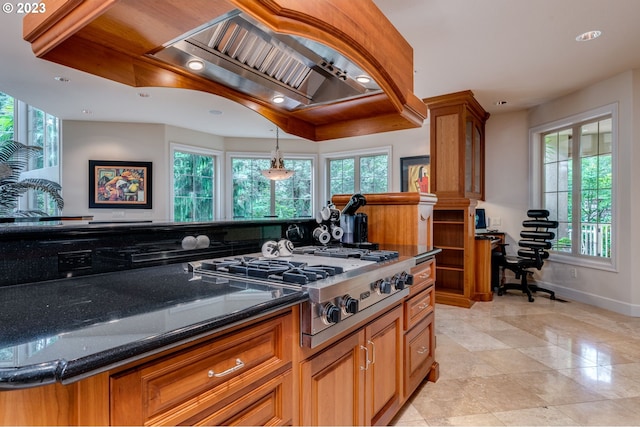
(89, 160, 152, 209)
(400, 155, 430, 193)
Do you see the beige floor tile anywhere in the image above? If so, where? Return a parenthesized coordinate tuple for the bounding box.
(517, 344, 597, 370)
(558, 365, 640, 399)
(509, 370, 606, 405)
(391, 298, 640, 427)
(484, 328, 550, 348)
(474, 348, 552, 374)
(455, 374, 549, 412)
(555, 399, 640, 425)
(492, 406, 579, 426)
(425, 413, 505, 426)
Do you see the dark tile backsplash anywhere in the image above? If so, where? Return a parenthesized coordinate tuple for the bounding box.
(0, 219, 316, 287)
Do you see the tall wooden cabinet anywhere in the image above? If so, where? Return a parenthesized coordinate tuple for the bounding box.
(424, 90, 489, 308)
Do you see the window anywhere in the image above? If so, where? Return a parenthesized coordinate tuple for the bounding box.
(230, 154, 314, 219)
(538, 109, 614, 262)
(1, 91, 61, 216)
(0, 92, 14, 141)
(325, 148, 391, 200)
(171, 144, 219, 222)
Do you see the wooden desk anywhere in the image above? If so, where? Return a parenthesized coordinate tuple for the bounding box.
(473, 232, 505, 301)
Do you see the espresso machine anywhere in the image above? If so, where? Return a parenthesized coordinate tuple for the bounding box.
(339, 194, 369, 245)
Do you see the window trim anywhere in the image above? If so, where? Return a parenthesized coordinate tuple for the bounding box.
(169, 142, 223, 222)
(320, 146, 392, 204)
(529, 103, 618, 272)
(226, 151, 317, 220)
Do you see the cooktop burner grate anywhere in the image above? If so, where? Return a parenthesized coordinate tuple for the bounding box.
(196, 257, 345, 285)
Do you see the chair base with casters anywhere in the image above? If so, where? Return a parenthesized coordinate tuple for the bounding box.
(497, 269, 555, 302)
(495, 209, 558, 303)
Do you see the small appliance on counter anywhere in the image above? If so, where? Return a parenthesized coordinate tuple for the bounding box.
(339, 193, 368, 244)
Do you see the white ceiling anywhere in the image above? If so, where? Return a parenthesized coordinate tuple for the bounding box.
(1, 0, 639, 140)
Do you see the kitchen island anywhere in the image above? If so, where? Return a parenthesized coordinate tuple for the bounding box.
(0, 219, 438, 425)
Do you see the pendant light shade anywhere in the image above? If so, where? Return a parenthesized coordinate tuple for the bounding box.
(261, 128, 294, 181)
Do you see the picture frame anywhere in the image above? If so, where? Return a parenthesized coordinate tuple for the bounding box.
(400, 155, 430, 193)
(88, 160, 152, 209)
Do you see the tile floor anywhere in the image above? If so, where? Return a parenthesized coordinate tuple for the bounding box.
(391, 292, 640, 426)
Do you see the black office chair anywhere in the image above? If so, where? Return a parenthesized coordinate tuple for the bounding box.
(496, 209, 558, 302)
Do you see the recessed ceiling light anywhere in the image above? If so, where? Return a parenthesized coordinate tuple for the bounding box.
(187, 59, 205, 71)
(272, 95, 285, 104)
(495, 100, 508, 106)
(138, 92, 150, 98)
(54, 76, 70, 82)
(355, 75, 371, 84)
(81, 109, 92, 114)
(209, 109, 223, 115)
(575, 30, 602, 42)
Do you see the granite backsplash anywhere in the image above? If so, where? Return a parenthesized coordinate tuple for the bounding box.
(0, 219, 316, 287)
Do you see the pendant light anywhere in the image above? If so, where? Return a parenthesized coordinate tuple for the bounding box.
(261, 128, 295, 181)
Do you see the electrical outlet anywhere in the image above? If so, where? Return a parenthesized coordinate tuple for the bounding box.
(571, 268, 578, 279)
(58, 250, 92, 273)
(491, 216, 502, 227)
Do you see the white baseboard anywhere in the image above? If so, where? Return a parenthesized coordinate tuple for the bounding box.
(537, 281, 640, 317)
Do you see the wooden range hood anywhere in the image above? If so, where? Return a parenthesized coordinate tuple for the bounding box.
(23, 0, 426, 141)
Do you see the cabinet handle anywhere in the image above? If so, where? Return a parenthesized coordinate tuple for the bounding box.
(418, 302, 429, 310)
(367, 340, 376, 365)
(417, 346, 429, 355)
(419, 273, 430, 279)
(207, 358, 244, 378)
(360, 345, 371, 371)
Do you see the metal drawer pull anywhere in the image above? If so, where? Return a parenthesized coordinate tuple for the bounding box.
(418, 303, 429, 310)
(208, 358, 245, 378)
(368, 340, 376, 365)
(360, 345, 371, 371)
(417, 346, 429, 355)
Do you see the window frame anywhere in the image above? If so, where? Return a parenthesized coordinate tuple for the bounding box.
(169, 142, 222, 222)
(320, 146, 392, 204)
(529, 103, 618, 272)
(225, 151, 316, 219)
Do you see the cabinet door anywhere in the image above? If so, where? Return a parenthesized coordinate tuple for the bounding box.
(366, 305, 403, 426)
(299, 332, 366, 426)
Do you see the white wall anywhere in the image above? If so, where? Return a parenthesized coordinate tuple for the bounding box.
(62, 121, 224, 222)
(510, 71, 640, 316)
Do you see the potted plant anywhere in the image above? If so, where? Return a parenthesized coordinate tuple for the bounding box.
(0, 139, 64, 217)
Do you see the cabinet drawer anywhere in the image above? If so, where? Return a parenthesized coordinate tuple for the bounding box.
(110, 313, 292, 425)
(403, 313, 435, 397)
(409, 258, 435, 296)
(404, 285, 434, 331)
(192, 370, 292, 426)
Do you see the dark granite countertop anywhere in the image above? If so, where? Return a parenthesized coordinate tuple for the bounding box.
(0, 263, 306, 389)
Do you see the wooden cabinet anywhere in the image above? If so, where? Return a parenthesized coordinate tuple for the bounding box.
(332, 192, 437, 250)
(403, 259, 437, 397)
(111, 312, 293, 426)
(299, 305, 403, 426)
(432, 199, 478, 308)
(423, 90, 490, 200)
(474, 232, 505, 302)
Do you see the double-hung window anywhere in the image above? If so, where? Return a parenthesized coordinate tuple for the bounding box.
(535, 105, 615, 264)
(324, 147, 391, 200)
(229, 154, 314, 218)
(171, 144, 220, 222)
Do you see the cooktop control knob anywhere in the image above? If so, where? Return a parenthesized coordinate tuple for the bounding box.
(402, 272, 414, 285)
(392, 273, 406, 290)
(322, 303, 341, 324)
(341, 295, 359, 314)
(373, 278, 392, 294)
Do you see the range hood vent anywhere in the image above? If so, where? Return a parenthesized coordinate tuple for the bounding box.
(152, 11, 382, 110)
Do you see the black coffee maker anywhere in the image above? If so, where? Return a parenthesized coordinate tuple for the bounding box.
(340, 194, 368, 244)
